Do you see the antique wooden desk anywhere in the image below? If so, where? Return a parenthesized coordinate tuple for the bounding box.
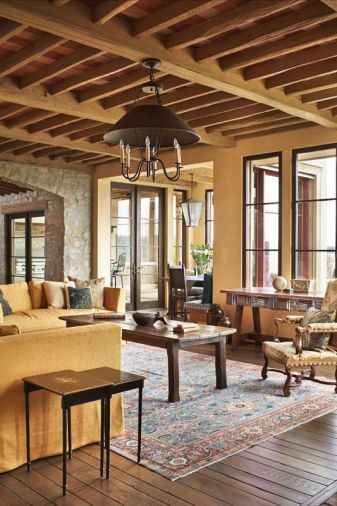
(221, 287, 324, 349)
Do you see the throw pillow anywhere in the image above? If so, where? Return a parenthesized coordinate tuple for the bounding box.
(68, 276, 105, 308)
(43, 281, 75, 309)
(0, 324, 20, 337)
(66, 286, 93, 310)
(0, 289, 12, 316)
(299, 307, 336, 351)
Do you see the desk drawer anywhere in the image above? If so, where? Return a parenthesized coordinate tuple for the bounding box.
(250, 296, 271, 308)
(289, 300, 318, 312)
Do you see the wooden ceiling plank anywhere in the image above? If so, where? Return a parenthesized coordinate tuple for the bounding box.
(94, 0, 138, 25)
(85, 155, 114, 165)
(234, 121, 314, 140)
(2, 0, 336, 130)
(33, 145, 73, 158)
(0, 102, 26, 119)
(301, 86, 337, 103)
(0, 77, 124, 123)
(0, 33, 64, 79)
(196, 2, 337, 62)
(181, 97, 253, 122)
(317, 97, 337, 109)
(5, 109, 54, 128)
(50, 149, 81, 159)
(27, 113, 78, 133)
(65, 152, 102, 162)
(133, 0, 223, 37)
(166, 0, 302, 50)
(0, 19, 26, 42)
(12, 142, 45, 155)
(88, 133, 104, 144)
(0, 139, 32, 153)
(244, 41, 337, 80)
(50, 56, 136, 96)
(78, 67, 149, 103)
(20, 46, 103, 88)
(223, 117, 306, 136)
(321, 1, 337, 11)
(189, 104, 273, 129)
(52, 0, 72, 5)
(206, 110, 288, 133)
(171, 91, 234, 113)
(221, 19, 337, 71)
(284, 74, 337, 95)
(266, 56, 337, 89)
(70, 123, 109, 141)
(50, 119, 98, 137)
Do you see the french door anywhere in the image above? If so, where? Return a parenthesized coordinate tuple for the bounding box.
(6, 211, 46, 283)
(111, 183, 164, 310)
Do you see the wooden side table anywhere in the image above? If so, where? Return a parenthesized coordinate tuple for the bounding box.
(23, 369, 113, 496)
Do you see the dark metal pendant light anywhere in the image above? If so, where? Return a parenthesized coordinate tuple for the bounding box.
(103, 59, 200, 182)
(181, 174, 203, 227)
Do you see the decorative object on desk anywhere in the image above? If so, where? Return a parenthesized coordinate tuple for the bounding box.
(132, 311, 167, 326)
(103, 59, 199, 183)
(93, 312, 126, 320)
(190, 243, 213, 275)
(271, 274, 287, 292)
(181, 174, 204, 227)
(291, 279, 314, 293)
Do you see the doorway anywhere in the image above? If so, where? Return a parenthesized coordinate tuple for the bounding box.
(111, 183, 164, 310)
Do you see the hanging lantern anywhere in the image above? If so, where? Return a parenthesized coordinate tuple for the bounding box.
(181, 174, 203, 227)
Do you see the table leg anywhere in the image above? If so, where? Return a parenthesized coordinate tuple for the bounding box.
(105, 396, 111, 479)
(252, 306, 262, 344)
(232, 305, 243, 349)
(68, 407, 72, 460)
(137, 386, 143, 463)
(62, 407, 67, 496)
(215, 336, 227, 389)
(167, 342, 180, 402)
(24, 390, 31, 472)
(100, 398, 105, 477)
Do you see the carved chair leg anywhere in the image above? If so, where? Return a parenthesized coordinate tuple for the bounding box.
(310, 366, 316, 380)
(261, 354, 268, 379)
(283, 367, 292, 397)
(274, 318, 282, 342)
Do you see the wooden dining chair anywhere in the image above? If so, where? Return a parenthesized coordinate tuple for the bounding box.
(167, 264, 202, 319)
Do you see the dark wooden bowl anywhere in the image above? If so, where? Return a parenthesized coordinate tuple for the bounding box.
(132, 311, 167, 326)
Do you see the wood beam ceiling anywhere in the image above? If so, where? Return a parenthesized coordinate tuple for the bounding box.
(1, 0, 335, 130)
(93, 0, 138, 25)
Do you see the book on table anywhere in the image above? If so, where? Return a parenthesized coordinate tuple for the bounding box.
(93, 312, 125, 320)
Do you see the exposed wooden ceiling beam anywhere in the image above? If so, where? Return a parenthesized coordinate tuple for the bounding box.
(0, 151, 91, 172)
(50, 119, 98, 137)
(65, 152, 102, 162)
(196, 2, 337, 62)
(223, 117, 306, 136)
(20, 46, 103, 88)
(32, 145, 71, 158)
(189, 128, 235, 148)
(133, 0, 223, 37)
(207, 110, 288, 133)
(284, 74, 337, 95)
(3, 0, 337, 130)
(50, 57, 136, 96)
(5, 109, 54, 128)
(69, 123, 109, 141)
(27, 114, 78, 133)
(234, 121, 314, 140)
(78, 67, 149, 103)
(0, 122, 120, 157)
(0, 77, 124, 123)
(244, 41, 337, 80)
(221, 19, 337, 70)
(0, 33, 63, 78)
(0, 102, 26, 119)
(52, 0, 72, 6)
(0, 20, 26, 42)
(265, 56, 337, 89)
(0, 139, 32, 153)
(171, 92, 234, 114)
(181, 98, 253, 122)
(161, 86, 221, 107)
(190, 104, 273, 129)
(166, 0, 302, 50)
(317, 97, 337, 109)
(301, 87, 337, 103)
(320, 1, 337, 11)
(93, 0, 138, 25)
(13, 142, 45, 155)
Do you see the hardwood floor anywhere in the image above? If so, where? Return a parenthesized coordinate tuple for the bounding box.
(2, 342, 337, 506)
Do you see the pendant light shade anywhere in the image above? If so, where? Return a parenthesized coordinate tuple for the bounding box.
(181, 174, 203, 227)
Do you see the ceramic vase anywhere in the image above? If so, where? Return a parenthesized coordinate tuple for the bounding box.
(271, 274, 287, 291)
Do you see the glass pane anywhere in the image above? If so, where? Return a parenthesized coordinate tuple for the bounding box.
(11, 237, 25, 257)
(32, 258, 45, 277)
(11, 257, 26, 277)
(31, 215, 45, 237)
(245, 156, 280, 205)
(245, 250, 279, 288)
(31, 237, 45, 257)
(294, 251, 335, 292)
(111, 188, 132, 304)
(296, 200, 336, 251)
(11, 218, 25, 237)
(246, 204, 279, 250)
(297, 149, 336, 200)
(139, 191, 160, 304)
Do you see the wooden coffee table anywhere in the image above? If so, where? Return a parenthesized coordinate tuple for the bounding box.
(60, 315, 236, 403)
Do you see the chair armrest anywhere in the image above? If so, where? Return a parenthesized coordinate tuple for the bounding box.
(304, 322, 337, 333)
(274, 315, 302, 341)
(284, 315, 303, 324)
(103, 287, 126, 312)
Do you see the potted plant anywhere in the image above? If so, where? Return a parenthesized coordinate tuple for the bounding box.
(190, 243, 213, 275)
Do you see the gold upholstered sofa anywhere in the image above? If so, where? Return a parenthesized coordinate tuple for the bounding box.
(0, 323, 124, 473)
(0, 281, 125, 333)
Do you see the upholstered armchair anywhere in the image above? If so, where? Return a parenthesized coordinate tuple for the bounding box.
(262, 279, 337, 397)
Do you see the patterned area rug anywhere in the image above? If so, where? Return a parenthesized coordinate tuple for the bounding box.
(110, 343, 337, 480)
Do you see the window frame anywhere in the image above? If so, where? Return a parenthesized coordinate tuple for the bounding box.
(205, 189, 214, 246)
(291, 143, 337, 284)
(242, 151, 282, 288)
(172, 188, 187, 266)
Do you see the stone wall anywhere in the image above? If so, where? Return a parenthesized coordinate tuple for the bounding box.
(0, 161, 92, 282)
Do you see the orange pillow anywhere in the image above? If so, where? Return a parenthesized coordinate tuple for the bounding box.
(28, 281, 48, 309)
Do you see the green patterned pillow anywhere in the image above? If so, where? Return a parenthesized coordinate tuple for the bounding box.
(67, 286, 92, 310)
(0, 290, 12, 316)
(300, 307, 336, 351)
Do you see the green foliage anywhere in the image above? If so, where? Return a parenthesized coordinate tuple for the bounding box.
(190, 243, 213, 270)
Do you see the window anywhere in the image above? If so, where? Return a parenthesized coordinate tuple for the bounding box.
(6, 211, 46, 283)
(205, 190, 214, 246)
(292, 146, 337, 292)
(243, 153, 282, 287)
(172, 190, 186, 265)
